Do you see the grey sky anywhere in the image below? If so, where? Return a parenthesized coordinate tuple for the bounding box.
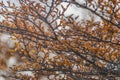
(0, 0, 101, 22)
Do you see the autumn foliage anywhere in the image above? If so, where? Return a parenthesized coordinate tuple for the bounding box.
(0, 0, 120, 80)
